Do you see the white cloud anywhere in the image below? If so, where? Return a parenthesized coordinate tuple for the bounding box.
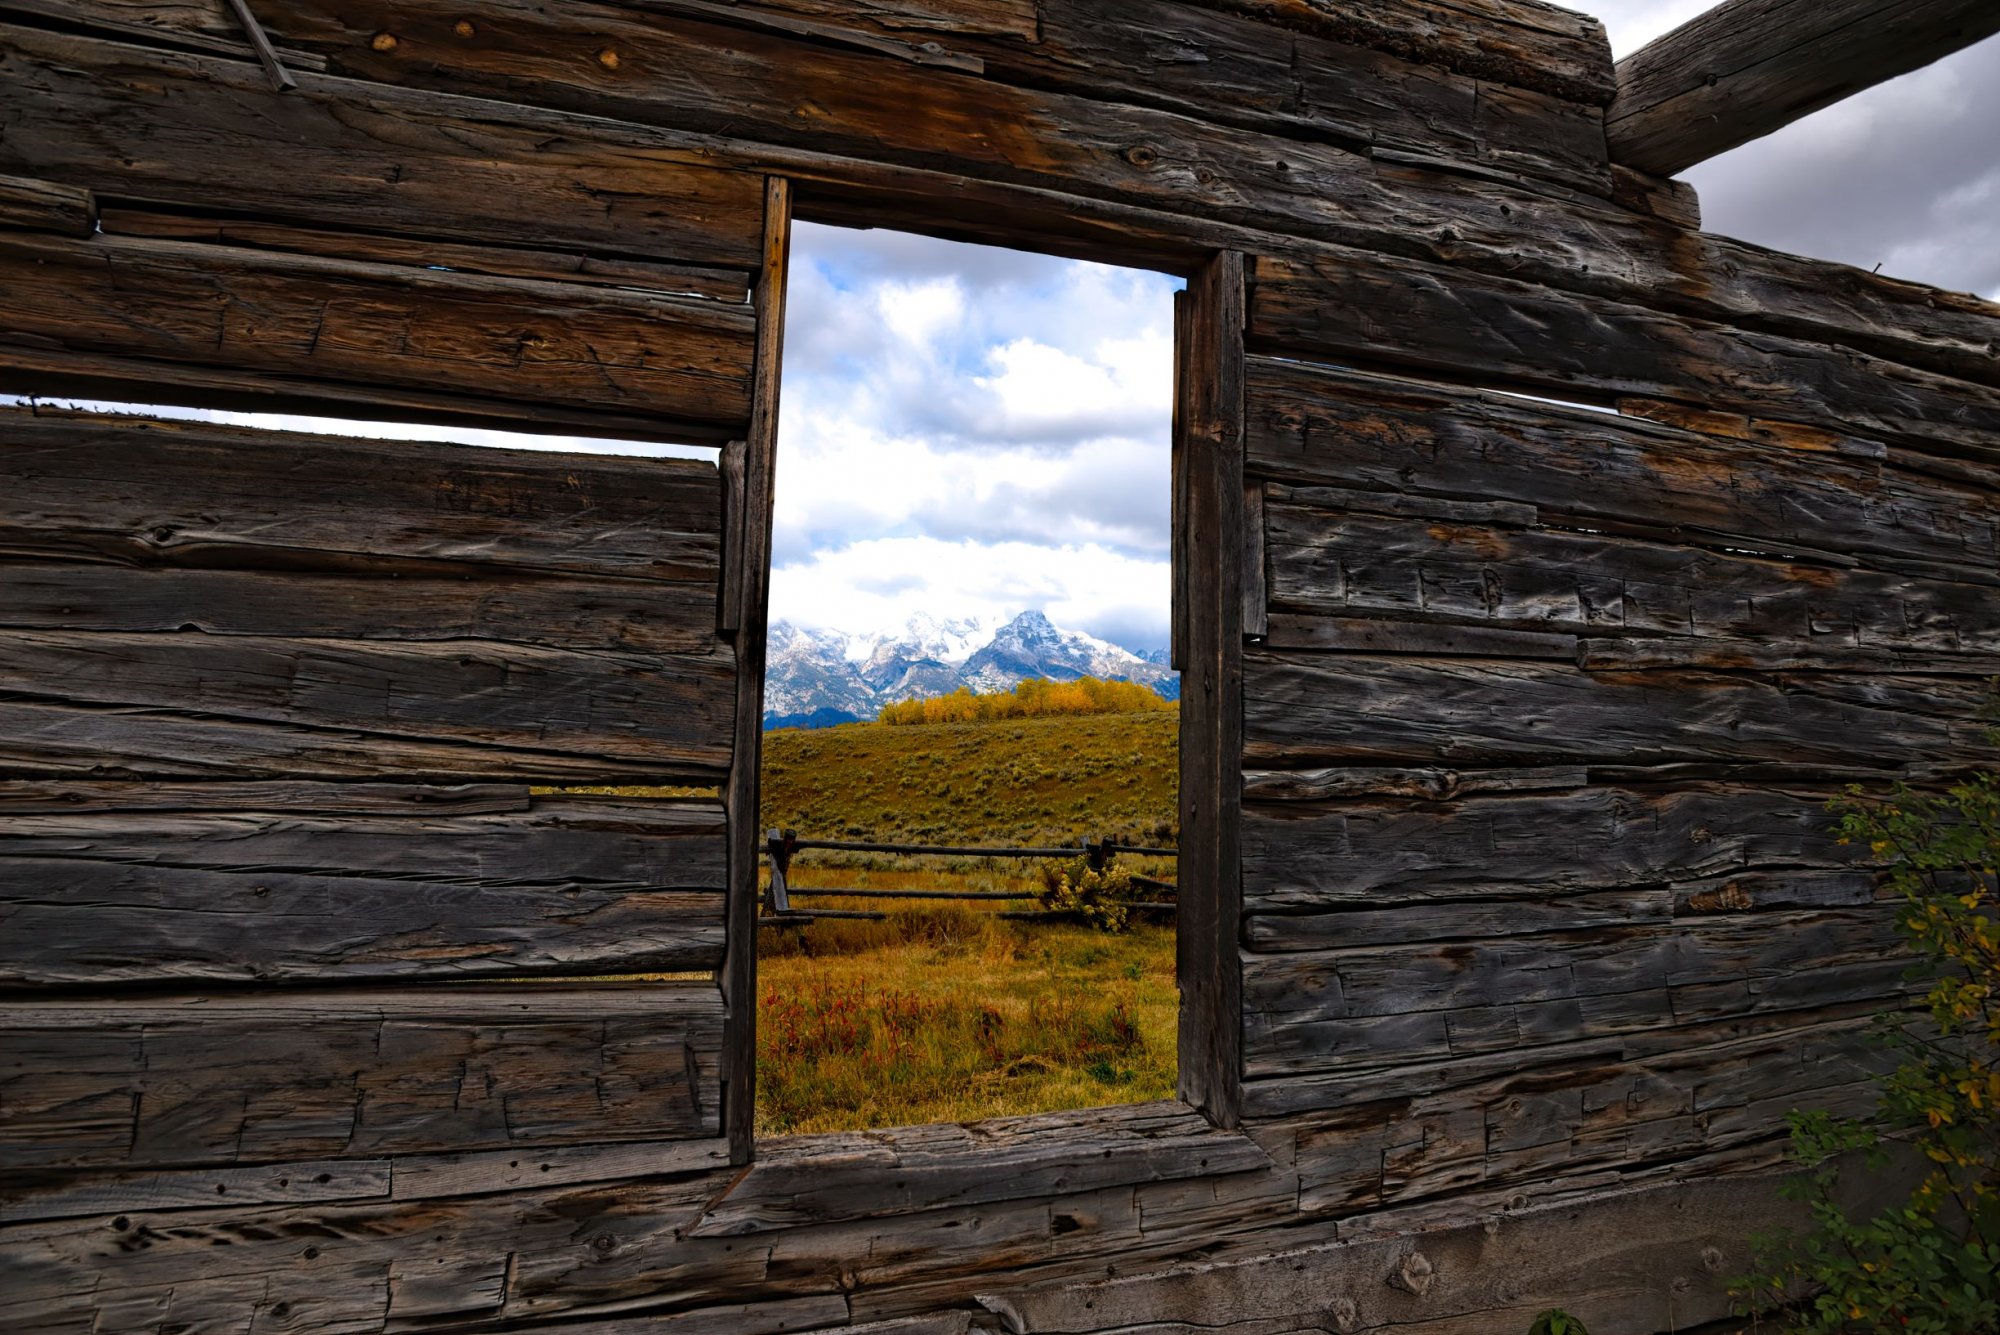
(1566, 2, 2000, 298)
(768, 536, 1170, 648)
(770, 222, 1178, 652)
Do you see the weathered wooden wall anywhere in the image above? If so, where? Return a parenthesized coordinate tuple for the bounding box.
(2, 0, 1997, 1330)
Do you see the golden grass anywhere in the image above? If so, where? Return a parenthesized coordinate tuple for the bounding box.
(757, 905, 1176, 1135)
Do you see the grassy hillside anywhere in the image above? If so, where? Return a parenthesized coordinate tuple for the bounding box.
(756, 709, 1182, 1134)
(761, 708, 1179, 848)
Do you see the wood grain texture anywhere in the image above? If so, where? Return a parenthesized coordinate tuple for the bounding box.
(691, 1103, 1270, 1235)
(169, 0, 1615, 196)
(0, 173, 93, 235)
(1, 408, 723, 585)
(0, 23, 764, 269)
(0, 794, 726, 985)
(0, 230, 754, 436)
(0, 630, 735, 782)
(723, 178, 792, 1162)
(1175, 252, 1247, 1127)
(1242, 649, 1996, 769)
(1250, 251, 2000, 461)
(97, 204, 754, 303)
(1185, 0, 1616, 105)
(1608, 0, 2000, 176)
(0, 986, 725, 1172)
(1244, 359, 2000, 584)
(1242, 781, 1872, 914)
(1262, 505, 2000, 664)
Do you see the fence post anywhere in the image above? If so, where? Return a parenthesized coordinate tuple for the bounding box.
(765, 829, 793, 913)
(1085, 837, 1109, 873)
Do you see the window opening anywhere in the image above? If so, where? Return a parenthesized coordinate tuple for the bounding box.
(756, 222, 1183, 1135)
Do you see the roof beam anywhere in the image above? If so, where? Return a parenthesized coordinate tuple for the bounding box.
(1607, 0, 2000, 177)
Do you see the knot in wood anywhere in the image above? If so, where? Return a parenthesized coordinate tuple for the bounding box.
(597, 48, 622, 70)
(370, 31, 398, 52)
(1387, 1250, 1435, 1297)
(1123, 144, 1160, 168)
(591, 1231, 618, 1255)
(1324, 1296, 1360, 1332)
(454, 19, 476, 37)
(1702, 1245, 1725, 1272)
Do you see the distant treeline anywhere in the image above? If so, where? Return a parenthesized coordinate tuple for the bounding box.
(877, 676, 1174, 726)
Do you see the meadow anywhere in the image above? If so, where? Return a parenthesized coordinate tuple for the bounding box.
(756, 704, 1181, 1134)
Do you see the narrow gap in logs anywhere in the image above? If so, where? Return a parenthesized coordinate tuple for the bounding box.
(753, 221, 1184, 1136)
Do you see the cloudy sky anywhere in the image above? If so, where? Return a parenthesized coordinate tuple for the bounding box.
(768, 8, 1999, 654)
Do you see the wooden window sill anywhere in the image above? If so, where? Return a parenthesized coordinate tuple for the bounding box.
(687, 1100, 1271, 1236)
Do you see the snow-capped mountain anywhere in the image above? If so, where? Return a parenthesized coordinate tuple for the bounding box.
(763, 610, 1176, 728)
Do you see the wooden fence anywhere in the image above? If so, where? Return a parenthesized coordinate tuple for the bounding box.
(761, 830, 1179, 924)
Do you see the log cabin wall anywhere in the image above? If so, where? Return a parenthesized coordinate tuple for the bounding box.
(2, 0, 1998, 1331)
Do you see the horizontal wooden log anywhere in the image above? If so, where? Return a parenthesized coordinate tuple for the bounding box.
(1250, 251, 2000, 461)
(1242, 909, 1908, 1079)
(0, 1149, 1297, 1332)
(1608, 0, 2000, 177)
(0, 173, 93, 236)
(0, 24, 764, 269)
(1244, 868, 1881, 950)
(0, 779, 530, 816)
(0, 230, 755, 435)
(1, 409, 722, 584)
(0, 986, 725, 1172)
(1246, 359, 2000, 585)
(197, 0, 1613, 197)
(0, 795, 726, 986)
(13, 16, 1998, 396)
(1243, 777, 1885, 915)
(1272, 1007, 1901, 1211)
(977, 1167, 1903, 1335)
(1241, 650, 1995, 769)
(0, 630, 736, 782)
(0, 565, 720, 656)
(1185, 0, 1616, 105)
(1262, 507, 2000, 659)
(97, 205, 753, 303)
(690, 1103, 1270, 1236)
(1261, 611, 1578, 660)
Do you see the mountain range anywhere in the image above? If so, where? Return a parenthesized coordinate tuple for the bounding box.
(764, 610, 1177, 728)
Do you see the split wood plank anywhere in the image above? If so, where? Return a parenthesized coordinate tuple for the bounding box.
(1249, 251, 2000, 462)
(0, 173, 93, 236)
(978, 1166, 1888, 1334)
(0, 230, 755, 437)
(0, 986, 726, 1173)
(1241, 909, 1909, 1081)
(11, 19, 1999, 398)
(1261, 508, 2000, 663)
(1244, 358, 2000, 585)
(215, 0, 1610, 197)
(1608, 0, 2000, 177)
(0, 564, 724, 657)
(1, 408, 724, 585)
(1184, 0, 1616, 105)
(0, 630, 736, 783)
(722, 178, 793, 1162)
(97, 204, 753, 303)
(690, 1103, 1270, 1235)
(0, 796, 726, 986)
(1175, 251, 1247, 1128)
(1241, 781, 1871, 913)
(0, 24, 766, 269)
(1242, 650, 1997, 770)
(0, 780, 532, 817)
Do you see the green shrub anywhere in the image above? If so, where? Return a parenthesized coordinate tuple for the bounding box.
(1732, 767, 2000, 1333)
(1037, 856, 1143, 932)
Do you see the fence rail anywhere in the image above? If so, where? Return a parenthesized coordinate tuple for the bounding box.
(760, 829, 1178, 924)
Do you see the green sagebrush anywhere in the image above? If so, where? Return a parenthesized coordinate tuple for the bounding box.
(1731, 760, 2000, 1334)
(1526, 1310, 1590, 1335)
